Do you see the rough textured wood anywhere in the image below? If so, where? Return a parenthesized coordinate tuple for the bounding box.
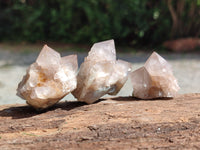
(0, 93, 200, 149)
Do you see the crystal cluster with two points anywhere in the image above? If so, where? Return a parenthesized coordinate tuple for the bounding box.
(130, 52, 180, 99)
(17, 45, 78, 109)
(72, 40, 132, 104)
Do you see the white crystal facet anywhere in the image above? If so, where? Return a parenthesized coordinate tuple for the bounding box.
(131, 52, 180, 99)
(72, 39, 132, 104)
(17, 45, 78, 109)
(87, 40, 116, 62)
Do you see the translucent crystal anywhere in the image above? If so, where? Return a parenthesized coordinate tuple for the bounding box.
(17, 45, 78, 109)
(72, 39, 132, 104)
(86, 40, 116, 61)
(131, 52, 180, 99)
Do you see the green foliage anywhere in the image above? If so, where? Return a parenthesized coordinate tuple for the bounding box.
(168, 0, 200, 39)
(0, 0, 172, 45)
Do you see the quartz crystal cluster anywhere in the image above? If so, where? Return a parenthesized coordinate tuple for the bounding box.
(130, 52, 180, 99)
(17, 41, 180, 109)
(17, 45, 78, 109)
(72, 40, 132, 104)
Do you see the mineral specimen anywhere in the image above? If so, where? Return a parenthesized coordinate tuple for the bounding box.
(72, 39, 132, 104)
(17, 45, 78, 109)
(130, 52, 180, 99)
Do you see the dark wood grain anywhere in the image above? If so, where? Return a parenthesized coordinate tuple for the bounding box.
(0, 93, 200, 149)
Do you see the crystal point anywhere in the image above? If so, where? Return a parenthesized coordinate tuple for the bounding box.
(131, 52, 180, 99)
(17, 45, 78, 109)
(36, 45, 61, 68)
(86, 39, 116, 62)
(72, 40, 131, 104)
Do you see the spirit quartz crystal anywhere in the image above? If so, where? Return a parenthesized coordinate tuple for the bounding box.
(130, 52, 180, 99)
(72, 40, 132, 104)
(17, 45, 78, 109)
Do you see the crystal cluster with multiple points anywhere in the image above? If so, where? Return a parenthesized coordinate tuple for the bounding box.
(130, 52, 180, 99)
(72, 40, 132, 104)
(17, 45, 78, 109)
(17, 41, 180, 109)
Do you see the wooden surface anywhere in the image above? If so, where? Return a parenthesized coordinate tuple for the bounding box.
(0, 93, 200, 149)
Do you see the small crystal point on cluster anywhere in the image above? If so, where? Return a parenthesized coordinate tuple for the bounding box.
(17, 45, 78, 109)
(130, 52, 180, 99)
(72, 39, 132, 104)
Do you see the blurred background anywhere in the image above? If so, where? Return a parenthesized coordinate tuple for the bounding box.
(0, 0, 199, 105)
